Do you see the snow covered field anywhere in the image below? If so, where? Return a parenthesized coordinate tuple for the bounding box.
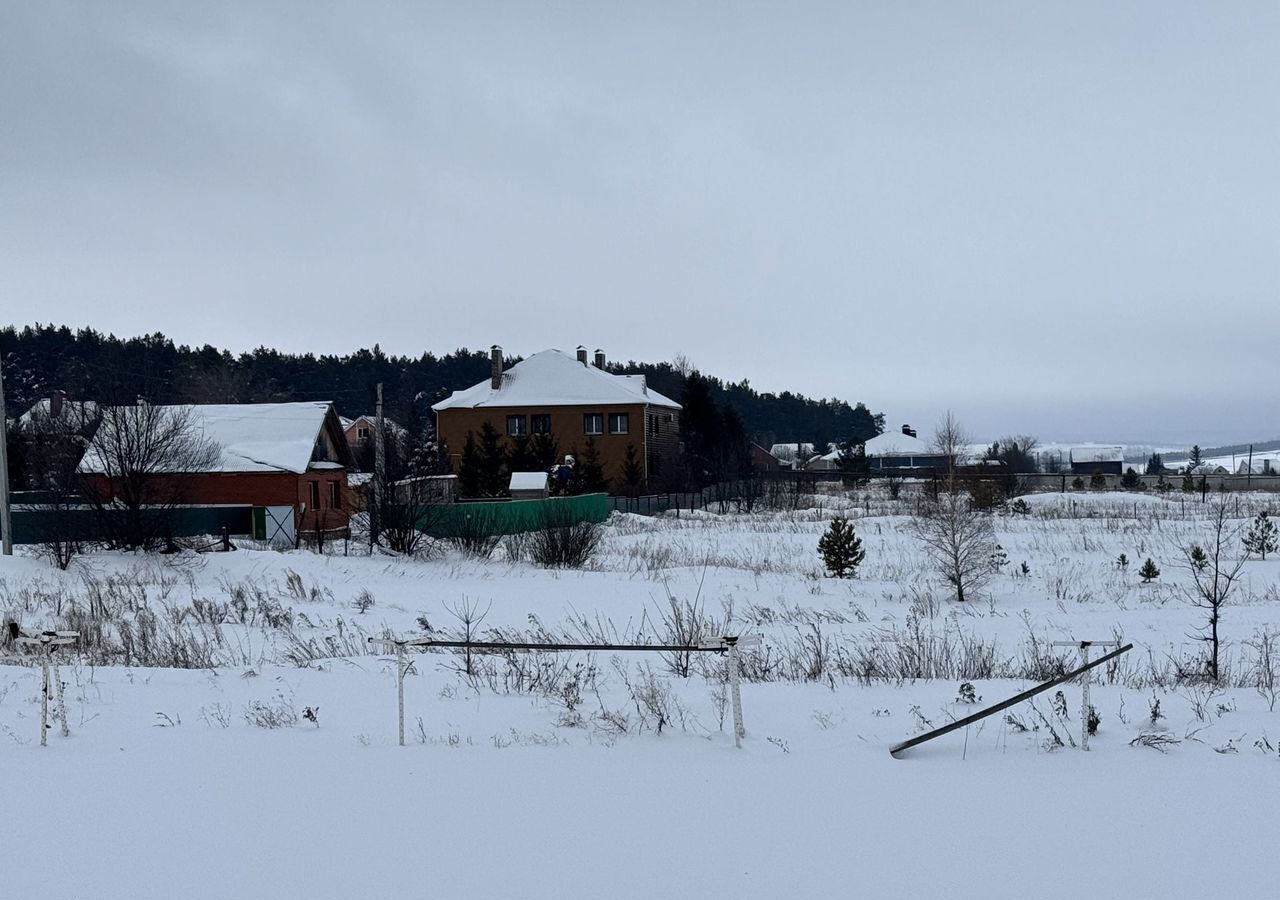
(4, 488, 1279, 898)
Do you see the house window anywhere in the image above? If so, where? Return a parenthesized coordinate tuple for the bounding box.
(357, 426, 370, 440)
(531, 414, 552, 435)
(507, 415, 527, 437)
(584, 413, 604, 435)
(647, 414, 658, 437)
(308, 481, 321, 510)
(608, 412, 629, 435)
(329, 481, 342, 509)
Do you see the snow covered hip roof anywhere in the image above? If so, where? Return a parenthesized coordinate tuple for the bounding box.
(431, 348, 681, 411)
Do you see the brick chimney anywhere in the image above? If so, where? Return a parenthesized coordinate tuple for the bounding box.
(576, 346, 588, 365)
(50, 390, 65, 417)
(593, 349, 606, 369)
(902, 424, 917, 438)
(490, 345, 503, 391)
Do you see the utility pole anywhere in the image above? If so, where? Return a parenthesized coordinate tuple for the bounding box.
(372, 382, 385, 549)
(0, 356, 12, 555)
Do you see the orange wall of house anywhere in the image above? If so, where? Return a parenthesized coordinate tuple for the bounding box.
(437, 404, 656, 487)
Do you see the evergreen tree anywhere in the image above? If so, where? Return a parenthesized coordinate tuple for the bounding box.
(818, 518, 865, 578)
(579, 437, 608, 493)
(476, 422, 508, 497)
(621, 443, 644, 496)
(1138, 558, 1161, 583)
(1146, 452, 1165, 475)
(457, 431, 482, 498)
(836, 441, 869, 487)
(1182, 471, 1195, 493)
(1244, 511, 1278, 561)
(1189, 445, 1204, 469)
(507, 434, 536, 472)
(1121, 467, 1141, 489)
(530, 432, 560, 470)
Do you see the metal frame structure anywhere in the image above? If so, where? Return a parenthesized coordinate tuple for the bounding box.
(890, 642, 1133, 758)
(368, 634, 761, 748)
(14, 630, 79, 747)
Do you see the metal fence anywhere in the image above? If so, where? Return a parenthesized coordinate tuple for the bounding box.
(8, 499, 255, 546)
(419, 492, 610, 538)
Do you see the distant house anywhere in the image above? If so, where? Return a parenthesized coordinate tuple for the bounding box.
(750, 442, 782, 473)
(1237, 458, 1280, 476)
(770, 443, 819, 470)
(432, 346, 681, 491)
(1069, 447, 1124, 476)
(342, 414, 405, 472)
(862, 426, 948, 471)
(79, 402, 354, 536)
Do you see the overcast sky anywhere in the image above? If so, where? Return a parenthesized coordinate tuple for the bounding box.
(3, 2, 1277, 444)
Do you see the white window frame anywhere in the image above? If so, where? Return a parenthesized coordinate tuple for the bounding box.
(507, 415, 528, 437)
(584, 413, 604, 435)
(608, 412, 629, 435)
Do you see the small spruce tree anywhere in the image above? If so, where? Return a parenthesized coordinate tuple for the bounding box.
(1244, 510, 1278, 561)
(579, 436, 608, 493)
(1139, 558, 1160, 583)
(457, 431, 483, 498)
(1121, 467, 1141, 490)
(476, 421, 508, 497)
(1189, 445, 1204, 469)
(818, 517, 865, 578)
(1182, 471, 1195, 493)
(1090, 472, 1108, 491)
(621, 443, 644, 497)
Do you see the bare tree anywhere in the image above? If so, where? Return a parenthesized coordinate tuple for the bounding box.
(1181, 500, 1249, 683)
(81, 403, 221, 550)
(373, 418, 452, 555)
(909, 487, 997, 603)
(930, 410, 970, 481)
(15, 400, 100, 568)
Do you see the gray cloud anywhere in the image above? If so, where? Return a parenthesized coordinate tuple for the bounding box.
(3, 2, 1277, 444)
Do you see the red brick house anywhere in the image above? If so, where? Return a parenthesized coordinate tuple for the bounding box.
(79, 402, 354, 536)
(432, 346, 682, 490)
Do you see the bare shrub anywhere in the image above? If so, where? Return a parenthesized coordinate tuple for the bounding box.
(529, 505, 602, 568)
(244, 693, 299, 728)
(444, 507, 501, 559)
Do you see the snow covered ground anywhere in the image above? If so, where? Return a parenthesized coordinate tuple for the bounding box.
(4, 487, 1279, 898)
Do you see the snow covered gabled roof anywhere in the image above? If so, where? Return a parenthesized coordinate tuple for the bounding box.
(863, 431, 931, 457)
(509, 471, 549, 491)
(1069, 446, 1124, 464)
(431, 350, 680, 412)
(80, 402, 347, 475)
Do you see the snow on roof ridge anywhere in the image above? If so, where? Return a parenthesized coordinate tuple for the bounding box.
(432, 348, 680, 411)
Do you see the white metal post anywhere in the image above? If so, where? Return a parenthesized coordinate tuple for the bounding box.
(0, 356, 12, 556)
(1079, 643, 1091, 751)
(39, 647, 50, 748)
(1051, 639, 1119, 751)
(52, 657, 69, 738)
(728, 638, 744, 748)
(396, 642, 407, 747)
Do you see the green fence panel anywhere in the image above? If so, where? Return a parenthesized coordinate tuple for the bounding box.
(9, 505, 255, 546)
(419, 493, 609, 538)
